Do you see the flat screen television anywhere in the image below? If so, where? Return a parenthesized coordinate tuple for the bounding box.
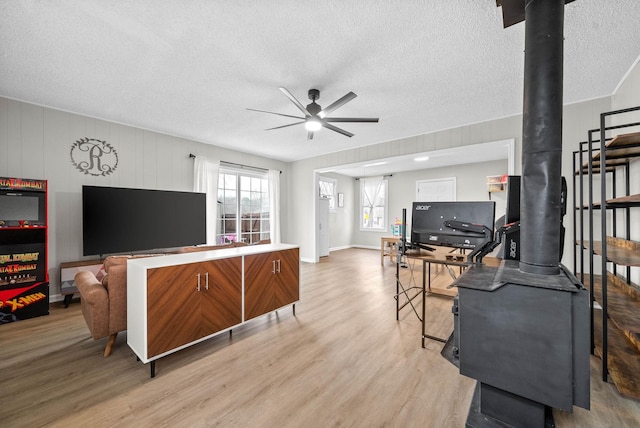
(82, 185, 206, 256)
(411, 201, 495, 250)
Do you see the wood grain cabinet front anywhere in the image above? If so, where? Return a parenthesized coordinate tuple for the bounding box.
(146, 257, 242, 358)
(244, 248, 299, 320)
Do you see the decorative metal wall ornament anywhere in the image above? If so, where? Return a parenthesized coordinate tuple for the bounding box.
(70, 138, 118, 176)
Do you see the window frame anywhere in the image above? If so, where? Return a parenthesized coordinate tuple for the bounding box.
(217, 167, 270, 245)
(359, 176, 388, 232)
(318, 176, 337, 212)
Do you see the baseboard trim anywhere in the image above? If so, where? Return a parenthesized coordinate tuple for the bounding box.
(328, 245, 353, 252)
(49, 293, 66, 303)
(351, 244, 379, 251)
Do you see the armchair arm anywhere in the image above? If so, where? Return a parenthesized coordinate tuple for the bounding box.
(74, 271, 109, 340)
(75, 271, 107, 305)
(104, 264, 127, 333)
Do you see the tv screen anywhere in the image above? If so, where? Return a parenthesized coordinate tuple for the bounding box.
(82, 186, 206, 256)
(0, 191, 46, 226)
(411, 201, 495, 250)
(0, 194, 39, 221)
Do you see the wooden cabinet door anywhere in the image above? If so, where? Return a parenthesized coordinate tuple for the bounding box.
(147, 263, 203, 358)
(244, 252, 277, 320)
(273, 248, 299, 308)
(200, 258, 242, 336)
(244, 249, 300, 320)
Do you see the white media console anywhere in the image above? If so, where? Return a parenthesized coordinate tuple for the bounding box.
(127, 243, 300, 377)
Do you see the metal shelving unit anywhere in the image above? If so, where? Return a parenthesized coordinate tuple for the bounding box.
(573, 106, 640, 399)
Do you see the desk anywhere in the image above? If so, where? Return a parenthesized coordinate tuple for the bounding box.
(395, 247, 497, 348)
(394, 247, 463, 337)
(380, 237, 401, 265)
(415, 251, 469, 347)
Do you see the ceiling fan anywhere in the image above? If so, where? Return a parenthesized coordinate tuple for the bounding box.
(248, 87, 379, 140)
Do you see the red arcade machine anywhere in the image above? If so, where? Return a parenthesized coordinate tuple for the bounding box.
(0, 177, 49, 324)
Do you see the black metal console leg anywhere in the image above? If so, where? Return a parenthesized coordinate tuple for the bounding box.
(150, 361, 156, 378)
(229, 329, 232, 339)
(293, 303, 296, 316)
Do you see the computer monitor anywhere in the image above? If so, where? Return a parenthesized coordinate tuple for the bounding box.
(411, 201, 495, 251)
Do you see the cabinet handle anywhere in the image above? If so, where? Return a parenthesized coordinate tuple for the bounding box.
(197, 273, 201, 292)
(276, 259, 281, 273)
(272, 260, 276, 274)
(205, 272, 209, 290)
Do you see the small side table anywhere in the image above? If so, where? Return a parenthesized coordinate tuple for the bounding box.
(381, 237, 401, 265)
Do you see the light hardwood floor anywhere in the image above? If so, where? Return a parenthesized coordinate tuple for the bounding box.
(1, 248, 639, 427)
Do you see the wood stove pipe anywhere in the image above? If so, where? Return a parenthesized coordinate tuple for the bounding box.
(519, 0, 565, 275)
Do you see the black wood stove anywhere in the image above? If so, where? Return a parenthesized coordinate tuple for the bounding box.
(443, 1, 591, 426)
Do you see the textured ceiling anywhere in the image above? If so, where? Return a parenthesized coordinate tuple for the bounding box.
(1, 1, 639, 163)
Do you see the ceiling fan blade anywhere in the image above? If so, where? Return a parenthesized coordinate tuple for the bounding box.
(265, 121, 305, 131)
(307, 131, 314, 140)
(247, 108, 304, 120)
(324, 117, 379, 123)
(323, 122, 354, 138)
(279, 87, 311, 117)
(318, 92, 357, 119)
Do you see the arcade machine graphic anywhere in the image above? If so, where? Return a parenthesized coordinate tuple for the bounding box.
(0, 177, 49, 324)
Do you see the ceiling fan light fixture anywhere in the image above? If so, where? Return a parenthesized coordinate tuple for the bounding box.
(305, 117, 322, 132)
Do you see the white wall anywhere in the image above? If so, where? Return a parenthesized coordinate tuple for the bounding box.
(0, 97, 289, 300)
(319, 172, 355, 251)
(613, 55, 640, 112)
(612, 56, 640, 218)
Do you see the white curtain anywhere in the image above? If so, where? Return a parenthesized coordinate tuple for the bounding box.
(268, 169, 281, 244)
(361, 176, 385, 228)
(193, 156, 219, 245)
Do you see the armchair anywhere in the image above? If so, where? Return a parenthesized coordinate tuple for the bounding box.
(75, 254, 160, 356)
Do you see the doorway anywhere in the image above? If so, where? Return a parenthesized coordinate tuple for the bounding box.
(416, 177, 456, 201)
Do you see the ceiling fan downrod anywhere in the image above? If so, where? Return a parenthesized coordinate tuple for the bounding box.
(306, 89, 321, 116)
(308, 88, 320, 102)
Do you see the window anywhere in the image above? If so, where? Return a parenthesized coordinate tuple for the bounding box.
(217, 168, 270, 244)
(360, 176, 387, 231)
(319, 177, 337, 211)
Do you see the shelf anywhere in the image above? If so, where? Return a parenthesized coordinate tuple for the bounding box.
(606, 194, 640, 207)
(486, 175, 506, 193)
(587, 194, 640, 209)
(0, 226, 47, 230)
(575, 162, 624, 175)
(575, 131, 640, 174)
(583, 273, 640, 353)
(580, 237, 640, 266)
(593, 308, 640, 400)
